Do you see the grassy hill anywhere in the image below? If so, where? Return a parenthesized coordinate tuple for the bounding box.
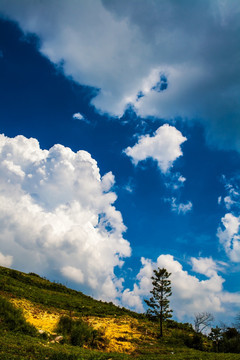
(0, 265, 240, 360)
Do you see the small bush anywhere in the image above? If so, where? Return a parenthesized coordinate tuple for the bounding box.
(168, 329, 186, 346)
(0, 296, 37, 336)
(56, 316, 107, 349)
(57, 315, 73, 336)
(184, 333, 204, 350)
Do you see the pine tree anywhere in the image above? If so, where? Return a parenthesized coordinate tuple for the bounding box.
(144, 267, 172, 337)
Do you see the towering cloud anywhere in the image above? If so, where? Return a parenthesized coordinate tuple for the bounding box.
(0, 134, 130, 301)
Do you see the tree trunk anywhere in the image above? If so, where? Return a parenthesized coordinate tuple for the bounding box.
(160, 310, 163, 337)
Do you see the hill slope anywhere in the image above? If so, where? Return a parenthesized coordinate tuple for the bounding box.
(0, 266, 140, 318)
(0, 266, 240, 360)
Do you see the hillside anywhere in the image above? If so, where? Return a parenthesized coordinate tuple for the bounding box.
(0, 265, 240, 360)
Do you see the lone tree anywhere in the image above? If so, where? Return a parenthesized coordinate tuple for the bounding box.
(144, 267, 172, 337)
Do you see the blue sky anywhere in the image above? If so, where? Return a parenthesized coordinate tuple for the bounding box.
(0, 0, 240, 326)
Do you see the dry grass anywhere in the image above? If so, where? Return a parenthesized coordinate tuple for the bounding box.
(10, 297, 63, 333)
(86, 316, 152, 353)
(9, 297, 153, 354)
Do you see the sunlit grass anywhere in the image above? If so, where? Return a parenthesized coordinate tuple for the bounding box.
(8, 297, 149, 354)
(86, 316, 146, 353)
(10, 297, 63, 333)
(1, 266, 240, 360)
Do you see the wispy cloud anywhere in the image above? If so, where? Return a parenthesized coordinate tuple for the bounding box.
(165, 197, 193, 215)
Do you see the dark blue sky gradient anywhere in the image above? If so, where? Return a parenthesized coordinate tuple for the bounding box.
(0, 17, 239, 307)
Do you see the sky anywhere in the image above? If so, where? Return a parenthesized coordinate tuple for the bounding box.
(0, 0, 240, 327)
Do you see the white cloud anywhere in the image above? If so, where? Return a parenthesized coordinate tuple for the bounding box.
(191, 256, 223, 278)
(164, 173, 187, 191)
(122, 257, 154, 312)
(217, 177, 240, 261)
(73, 112, 84, 121)
(175, 201, 192, 215)
(124, 125, 190, 212)
(220, 177, 240, 211)
(166, 197, 193, 215)
(124, 185, 133, 194)
(124, 124, 187, 173)
(72, 112, 90, 124)
(0, 133, 131, 301)
(122, 255, 240, 321)
(0, 252, 13, 267)
(101, 171, 115, 192)
(178, 175, 186, 184)
(217, 213, 240, 262)
(224, 196, 236, 210)
(61, 266, 84, 284)
(0, 1, 240, 150)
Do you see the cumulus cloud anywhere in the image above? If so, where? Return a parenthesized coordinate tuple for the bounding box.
(0, 252, 13, 267)
(191, 256, 225, 278)
(101, 171, 115, 192)
(124, 124, 187, 173)
(0, 0, 240, 149)
(73, 112, 84, 121)
(61, 266, 84, 284)
(217, 176, 240, 262)
(122, 255, 240, 320)
(0, 133, 131, 301)
(217, 213, 240, 262)
(124, 124, 191, 213)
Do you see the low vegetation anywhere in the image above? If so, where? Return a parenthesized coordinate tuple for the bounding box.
(56, 315, 107, 349)
(0, 265, 240, 360)
(0, 266, 141, 318)
(0, 296, 36, 336)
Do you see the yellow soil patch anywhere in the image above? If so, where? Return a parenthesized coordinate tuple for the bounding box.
(8, 297, 152, 354)
(85, 316, 143, 353)
(10, 298, 63, 333)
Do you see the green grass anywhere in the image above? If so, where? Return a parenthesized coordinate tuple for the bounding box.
(0, 296, 36, 335)
(0, 331, 128, 360)
(1, 329, 240, 360)
(1, 265, 240, 360)
(0, 266, 142, 318)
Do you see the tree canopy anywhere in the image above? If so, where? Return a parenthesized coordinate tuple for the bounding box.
(144, 267, 172, 337)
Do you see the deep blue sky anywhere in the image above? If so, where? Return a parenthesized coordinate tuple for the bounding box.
(0, 1, 240, 325)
